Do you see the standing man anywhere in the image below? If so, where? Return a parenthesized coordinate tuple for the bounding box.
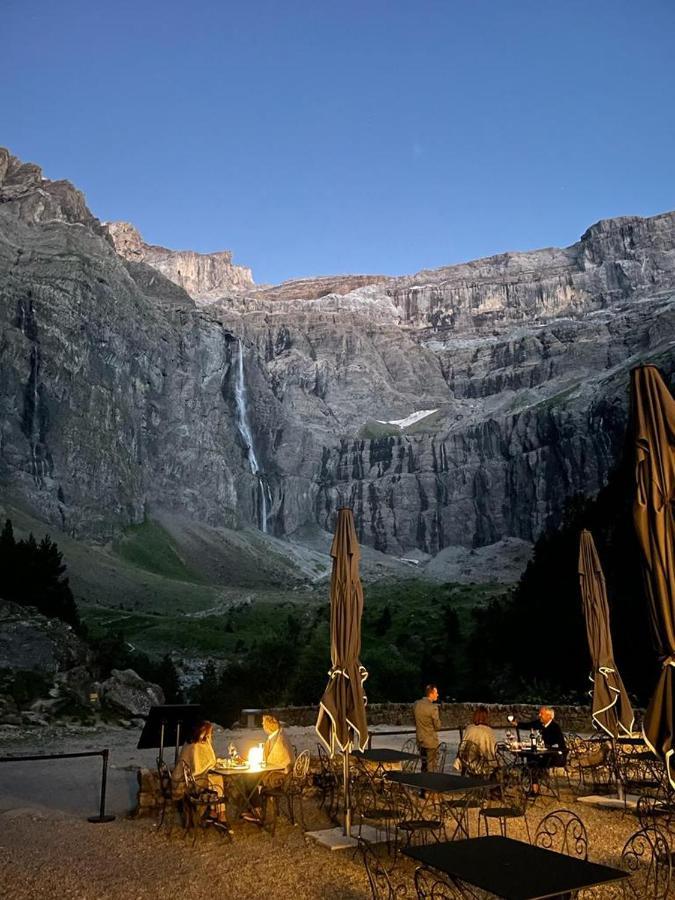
(413, 684, 441, 772)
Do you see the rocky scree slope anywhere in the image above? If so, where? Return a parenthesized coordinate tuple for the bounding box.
(0, 146, 674, 559)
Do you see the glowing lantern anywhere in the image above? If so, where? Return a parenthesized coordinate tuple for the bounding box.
(248, 744, 264, 769)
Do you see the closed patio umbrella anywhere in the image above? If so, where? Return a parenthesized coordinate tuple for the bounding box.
(631, 365, 675, 785)
(578, 529, 635, 737)
(316, 507, 369, 835)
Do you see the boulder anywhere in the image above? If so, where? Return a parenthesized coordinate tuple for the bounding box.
(0, 601, 88, 675)
(100, 668, 164, 718)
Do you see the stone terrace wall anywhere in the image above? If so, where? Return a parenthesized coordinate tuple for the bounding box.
(252, 702, 633, 734)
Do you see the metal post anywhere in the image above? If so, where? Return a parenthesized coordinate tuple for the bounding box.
(343, 743, 351, 837)
(175, 721, 181, 766)
(158, 721, 165, 765)
(88, 749, 115, 823)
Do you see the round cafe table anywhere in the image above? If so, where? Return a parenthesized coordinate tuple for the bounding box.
(211, 761, 286, 823)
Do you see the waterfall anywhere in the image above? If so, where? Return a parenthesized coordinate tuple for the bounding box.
(234, 339, 268, 533)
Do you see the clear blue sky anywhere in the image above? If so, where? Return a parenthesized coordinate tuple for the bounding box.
(2, 0, 674, 284)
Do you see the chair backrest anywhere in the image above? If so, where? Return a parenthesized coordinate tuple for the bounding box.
(496, 764, 527, 813)
(534, 808, 588, 859)
(621, 827, 672, 899)
(414, 865, 474, 898)
(358, 837, 400, 900)
(400, 736, 419, 771)
(436, 741, 448, 773)
(637, 785, 675, 836)
(293, 749, 311, 779)
(458, 740, 493, 778)
(181, 760, 201, 799)
(156, 758, 173, 800)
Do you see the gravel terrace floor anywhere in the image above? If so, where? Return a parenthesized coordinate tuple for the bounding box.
(0, 724, 648, 899)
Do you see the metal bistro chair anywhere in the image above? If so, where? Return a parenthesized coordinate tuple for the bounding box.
(155, 758, 182, 834)
(314, 743, 339, 818)
(457, 740, 496, 779)
(533, 809, 588, 860)
(352, 775, 404, 852)
(401, 738, 421, 773)
(637, 783, 675, 838)
(394, 784, 445, 857)
(620, 826, 672, 899)
(478, 762, 531, 842)
(262, 750, 311, 834)
(414, 865, 479, 899)
(181, 761, 231, 844)
(358, 837, 408, 900)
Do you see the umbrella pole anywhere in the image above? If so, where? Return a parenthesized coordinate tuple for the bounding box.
(343, 741, 351, 837)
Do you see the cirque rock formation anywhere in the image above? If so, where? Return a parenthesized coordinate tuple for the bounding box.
(106, 220, 254, 301)
(0, 145, 674, 558)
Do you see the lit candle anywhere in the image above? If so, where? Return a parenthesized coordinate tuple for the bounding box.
(248, 744, 264, 769)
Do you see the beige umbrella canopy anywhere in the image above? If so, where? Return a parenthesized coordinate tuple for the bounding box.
(316, 507, 369, 755)
(631, 365, 675, 783)
(578, 529, 635, 737)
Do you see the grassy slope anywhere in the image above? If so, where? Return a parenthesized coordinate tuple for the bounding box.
(0, 502, 507, 660)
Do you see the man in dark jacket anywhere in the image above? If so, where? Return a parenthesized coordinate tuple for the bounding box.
(518, 707, 567, 756)
(516, 707, 567, 793)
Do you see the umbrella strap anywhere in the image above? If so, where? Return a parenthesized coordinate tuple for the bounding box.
(662, 656, 675, 668)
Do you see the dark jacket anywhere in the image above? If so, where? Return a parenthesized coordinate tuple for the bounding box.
(520, 718, 567, 754)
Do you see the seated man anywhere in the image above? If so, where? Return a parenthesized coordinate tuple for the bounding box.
(515, 706, 567, 792)
(518, 706, 567, 758)
(243, 713, 295, 822)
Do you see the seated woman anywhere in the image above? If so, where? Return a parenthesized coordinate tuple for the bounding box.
(171, 719, 230, 828)
(453, 706, 498, 773)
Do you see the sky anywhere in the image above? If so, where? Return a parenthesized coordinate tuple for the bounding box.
(2, 0, 675, 284)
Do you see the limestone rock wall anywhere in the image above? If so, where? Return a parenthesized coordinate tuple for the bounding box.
(106, 220, 254, 301)
(1, 147, 674, 557)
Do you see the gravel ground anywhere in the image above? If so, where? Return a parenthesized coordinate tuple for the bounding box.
(0, 724, 649, 899)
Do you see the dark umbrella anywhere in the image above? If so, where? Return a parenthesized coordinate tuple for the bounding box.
(316, 507, 369, 835)
(631, 365, 675, 785)
(578, 529, 635, 738)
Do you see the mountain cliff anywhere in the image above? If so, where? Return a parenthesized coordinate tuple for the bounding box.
(0, 146, 673, 562)
(105, 220, 254, 301)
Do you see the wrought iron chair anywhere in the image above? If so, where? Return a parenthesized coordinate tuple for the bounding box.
(394, 784, 445, 856)
(262, 750, 312, 833)
(314, 743, 339, 819)
(155, 758, 182, 833)
(636, 784, 675, 838)
(413, 866, 479, 899)
(436, 741, 448, 773)
(358, 837, 408, 900)
(181, 761, 231, 843)
(620, 826, 672, 899)
(457, 740, 496, 779)
(478, 762, 531, 842)
(401, 738, 421, 773)
(352, 775, 404, 851)
(533, 808, 588, 860)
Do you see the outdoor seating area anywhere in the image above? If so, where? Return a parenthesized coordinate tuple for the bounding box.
(121, 721, 675, 899)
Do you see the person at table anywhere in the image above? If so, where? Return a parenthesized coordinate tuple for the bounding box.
(453, 706, 498, 772)
(413, 684, 441, 772)
(262, 713, 295, 779)
(516, 706, 567, 758)
(242, 713, 295, 822)
(171, 719, 230, 828)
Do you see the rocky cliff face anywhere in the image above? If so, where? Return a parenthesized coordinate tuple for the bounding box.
(0, 146, 673, 558)
(106, 220, 254, 301)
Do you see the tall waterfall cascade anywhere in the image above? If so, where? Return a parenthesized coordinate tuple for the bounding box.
(234, 339, 269, 533)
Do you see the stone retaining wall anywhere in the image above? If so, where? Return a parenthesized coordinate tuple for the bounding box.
(245, 702, 639, 734)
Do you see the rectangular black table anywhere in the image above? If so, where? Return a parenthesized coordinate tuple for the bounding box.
(385, 771, 492, 792)
(386, 771, 495, 839)
(352, 748, 419, 765)
(404, 835, 629, 900)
